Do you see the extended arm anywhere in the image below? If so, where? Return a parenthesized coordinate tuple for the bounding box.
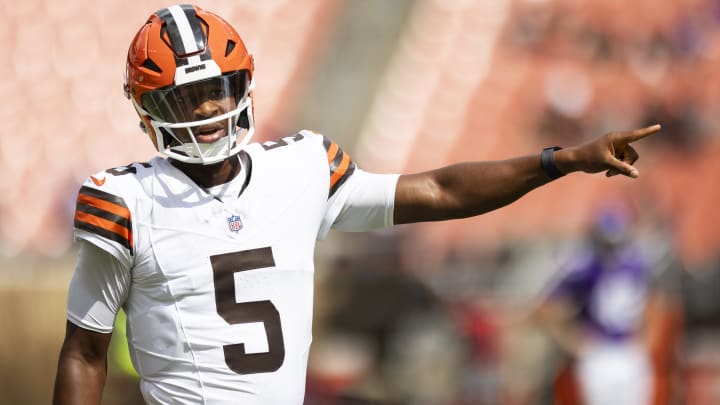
(394, 124, 660, 224)
(53, 321, 112, 405)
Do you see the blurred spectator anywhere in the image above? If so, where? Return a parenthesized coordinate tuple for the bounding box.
(307, 249, 466, 404)
(680, 255, 720, 404)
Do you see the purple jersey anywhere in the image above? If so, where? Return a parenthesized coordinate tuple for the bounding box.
(551, 243, 650, 340)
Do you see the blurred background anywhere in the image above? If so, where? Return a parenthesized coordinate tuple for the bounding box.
(1, 0, 720, 403)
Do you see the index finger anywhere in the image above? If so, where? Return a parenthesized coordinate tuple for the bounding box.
(618, 124, 662, 144)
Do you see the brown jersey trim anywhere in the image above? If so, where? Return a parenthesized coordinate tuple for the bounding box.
(77, 186, 131, 214)
(322, 137, 356, 198)
(76, 204, 131, 231)
(76, 194, 131, 222)
(74, 186, 133, 254)
(237, 150, 253, 197)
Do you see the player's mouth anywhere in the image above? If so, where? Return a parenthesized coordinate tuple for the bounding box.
(195, 125, 226, 143)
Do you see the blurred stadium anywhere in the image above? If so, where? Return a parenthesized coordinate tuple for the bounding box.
(2, 0, 720, 403)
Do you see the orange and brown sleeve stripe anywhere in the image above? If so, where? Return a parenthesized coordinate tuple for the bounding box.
(74, 186, 133, 254)
(323, 137, 356, 198)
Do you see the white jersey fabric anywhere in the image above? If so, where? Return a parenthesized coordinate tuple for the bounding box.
(67, 131, 399, 404)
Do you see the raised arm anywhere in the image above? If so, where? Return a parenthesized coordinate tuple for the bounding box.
(53, 321, 112, 405)
(394, 124, 661, 224)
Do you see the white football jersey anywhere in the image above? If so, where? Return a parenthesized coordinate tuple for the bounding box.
(68, 131, 398, 404)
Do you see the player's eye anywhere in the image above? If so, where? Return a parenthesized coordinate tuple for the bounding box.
(208, 88, 224, 100)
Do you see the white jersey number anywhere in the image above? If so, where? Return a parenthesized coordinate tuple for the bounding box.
(210, 247, 286, 374)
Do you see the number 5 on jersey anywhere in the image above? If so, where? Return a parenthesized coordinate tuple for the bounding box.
(210, 247, 285, 374)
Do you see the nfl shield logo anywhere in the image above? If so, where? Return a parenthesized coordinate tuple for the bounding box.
(227, 215, 243, 232)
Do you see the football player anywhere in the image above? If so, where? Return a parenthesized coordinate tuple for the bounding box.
(53, 4, 661, 405)
(537, 204, 657, 405)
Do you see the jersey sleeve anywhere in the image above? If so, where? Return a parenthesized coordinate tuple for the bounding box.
(66, 240, 132, 333)
(316, 135, 399, 239)
(73, 171, 137, 269)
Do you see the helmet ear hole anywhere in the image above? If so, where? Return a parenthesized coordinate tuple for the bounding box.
(237, 110, 249, 129)
(139, 121, 147, 133)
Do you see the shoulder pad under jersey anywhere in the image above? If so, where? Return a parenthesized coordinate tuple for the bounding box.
(255, 130, 356, 198)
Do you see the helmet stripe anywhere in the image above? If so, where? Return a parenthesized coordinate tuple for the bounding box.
(168, 5, 202, 53)
(158, 4, 210, 65)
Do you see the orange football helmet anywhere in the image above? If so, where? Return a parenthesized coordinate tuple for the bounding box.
(124, 4, 255, 164)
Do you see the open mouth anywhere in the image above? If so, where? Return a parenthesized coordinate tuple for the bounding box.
(195, 125, 226, 143)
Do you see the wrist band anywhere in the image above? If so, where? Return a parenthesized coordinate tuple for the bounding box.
(540, 146, 565, 180)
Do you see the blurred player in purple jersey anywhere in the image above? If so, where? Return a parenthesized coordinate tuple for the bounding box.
(537, 203, 657, 405)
